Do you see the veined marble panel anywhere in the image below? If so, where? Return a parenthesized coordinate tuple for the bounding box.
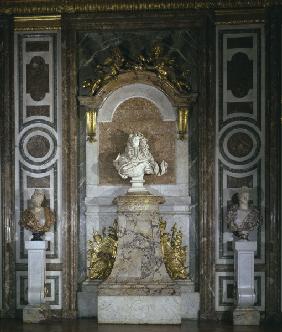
(98, 295, 181, 324)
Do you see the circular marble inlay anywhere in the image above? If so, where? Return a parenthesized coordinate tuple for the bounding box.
(19, 126, 57, 169)
(219, 124, 261, 167)
(227, 132, 253, 158)
(26, 135, 50, 158)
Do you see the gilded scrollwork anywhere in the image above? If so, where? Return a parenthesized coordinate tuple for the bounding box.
(87, 220, 118, 280)
(159, 218, 188, 280)
(82, 44, 192, 96)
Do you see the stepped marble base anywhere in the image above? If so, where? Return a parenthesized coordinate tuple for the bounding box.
(98, 295, 181, 324)
(23, 304, 50, 323)
(233, 307, 260, 326)
(98, 282, 181, 324)
(77, 279, 200, 320)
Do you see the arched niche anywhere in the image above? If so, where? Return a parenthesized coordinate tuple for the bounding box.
(97, 82, 176, 123)
(79, 71, 193, 187)
(79, 70, 195, 286)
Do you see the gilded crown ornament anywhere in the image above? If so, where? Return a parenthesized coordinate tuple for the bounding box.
(19, 189, 55, 241)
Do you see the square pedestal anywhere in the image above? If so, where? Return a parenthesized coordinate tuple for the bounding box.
(77, 280, 101, 317)
(23, 304, 50, 323)
(233, 307, 260, 326)
(98, 295, 181, 324)
(176, 280, 199, 319)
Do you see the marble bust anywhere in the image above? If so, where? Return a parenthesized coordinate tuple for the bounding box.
(113, 132, 167, 192)
(19, 189, 55, 240)
(226, 186, 262, 240)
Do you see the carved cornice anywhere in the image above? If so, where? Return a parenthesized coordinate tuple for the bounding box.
(14, 15, 61, 31)
(215, 8, 265, 24)
(0, 0, 282, 15)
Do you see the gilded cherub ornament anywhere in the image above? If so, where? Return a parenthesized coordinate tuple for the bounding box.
(19, 189, 55, 241)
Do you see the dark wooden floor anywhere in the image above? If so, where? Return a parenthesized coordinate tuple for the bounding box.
(0, 319, 282, 332)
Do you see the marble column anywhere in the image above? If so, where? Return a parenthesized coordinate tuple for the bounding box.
(98, 192, 181, 324)
(23, 241, 50, 323)
(233, 240, 259, 325)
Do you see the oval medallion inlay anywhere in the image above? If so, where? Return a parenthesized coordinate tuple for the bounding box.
(26, 56, 49, 101)
(227, 52, 253, 98)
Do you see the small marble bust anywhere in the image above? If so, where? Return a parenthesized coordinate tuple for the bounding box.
(113, 132, 167, 192)
(225, 186, 262, 240)
(19, 189, 55, 241)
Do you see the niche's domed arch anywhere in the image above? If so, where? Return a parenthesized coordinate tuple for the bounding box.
(97, 82, 176, 123)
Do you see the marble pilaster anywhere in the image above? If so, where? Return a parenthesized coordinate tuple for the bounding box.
(61, 17, 78, 318)
(265, 11, 282, 319)
(198, 17, 216, 319)
(0, 14, 15, 317)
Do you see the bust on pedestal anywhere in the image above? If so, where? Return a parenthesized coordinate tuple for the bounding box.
(226, 186, 262, 326)
(19, 189, 55, 323)
(98, 132, 181, 324)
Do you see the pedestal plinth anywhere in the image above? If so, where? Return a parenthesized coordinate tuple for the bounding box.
(233, 240, 259, 325)
(23, 241, 50, 323)
(98, 192, 181, 324)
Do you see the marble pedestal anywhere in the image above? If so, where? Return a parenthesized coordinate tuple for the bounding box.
(77, 280, 102, 317)
(233, 240, 259, 326)
(98, 192, 181, 324)
(23, 241, 50, 323)
(176, 280, 199, 319)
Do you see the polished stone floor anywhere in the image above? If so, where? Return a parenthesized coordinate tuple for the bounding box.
(1, 320, 282, 332)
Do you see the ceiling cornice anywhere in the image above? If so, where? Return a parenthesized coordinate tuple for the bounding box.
(0, 0, 281, 15)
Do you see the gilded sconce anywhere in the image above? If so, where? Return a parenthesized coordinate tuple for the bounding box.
(177, 108, 189, 140)
(86, 110, 97, 143)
